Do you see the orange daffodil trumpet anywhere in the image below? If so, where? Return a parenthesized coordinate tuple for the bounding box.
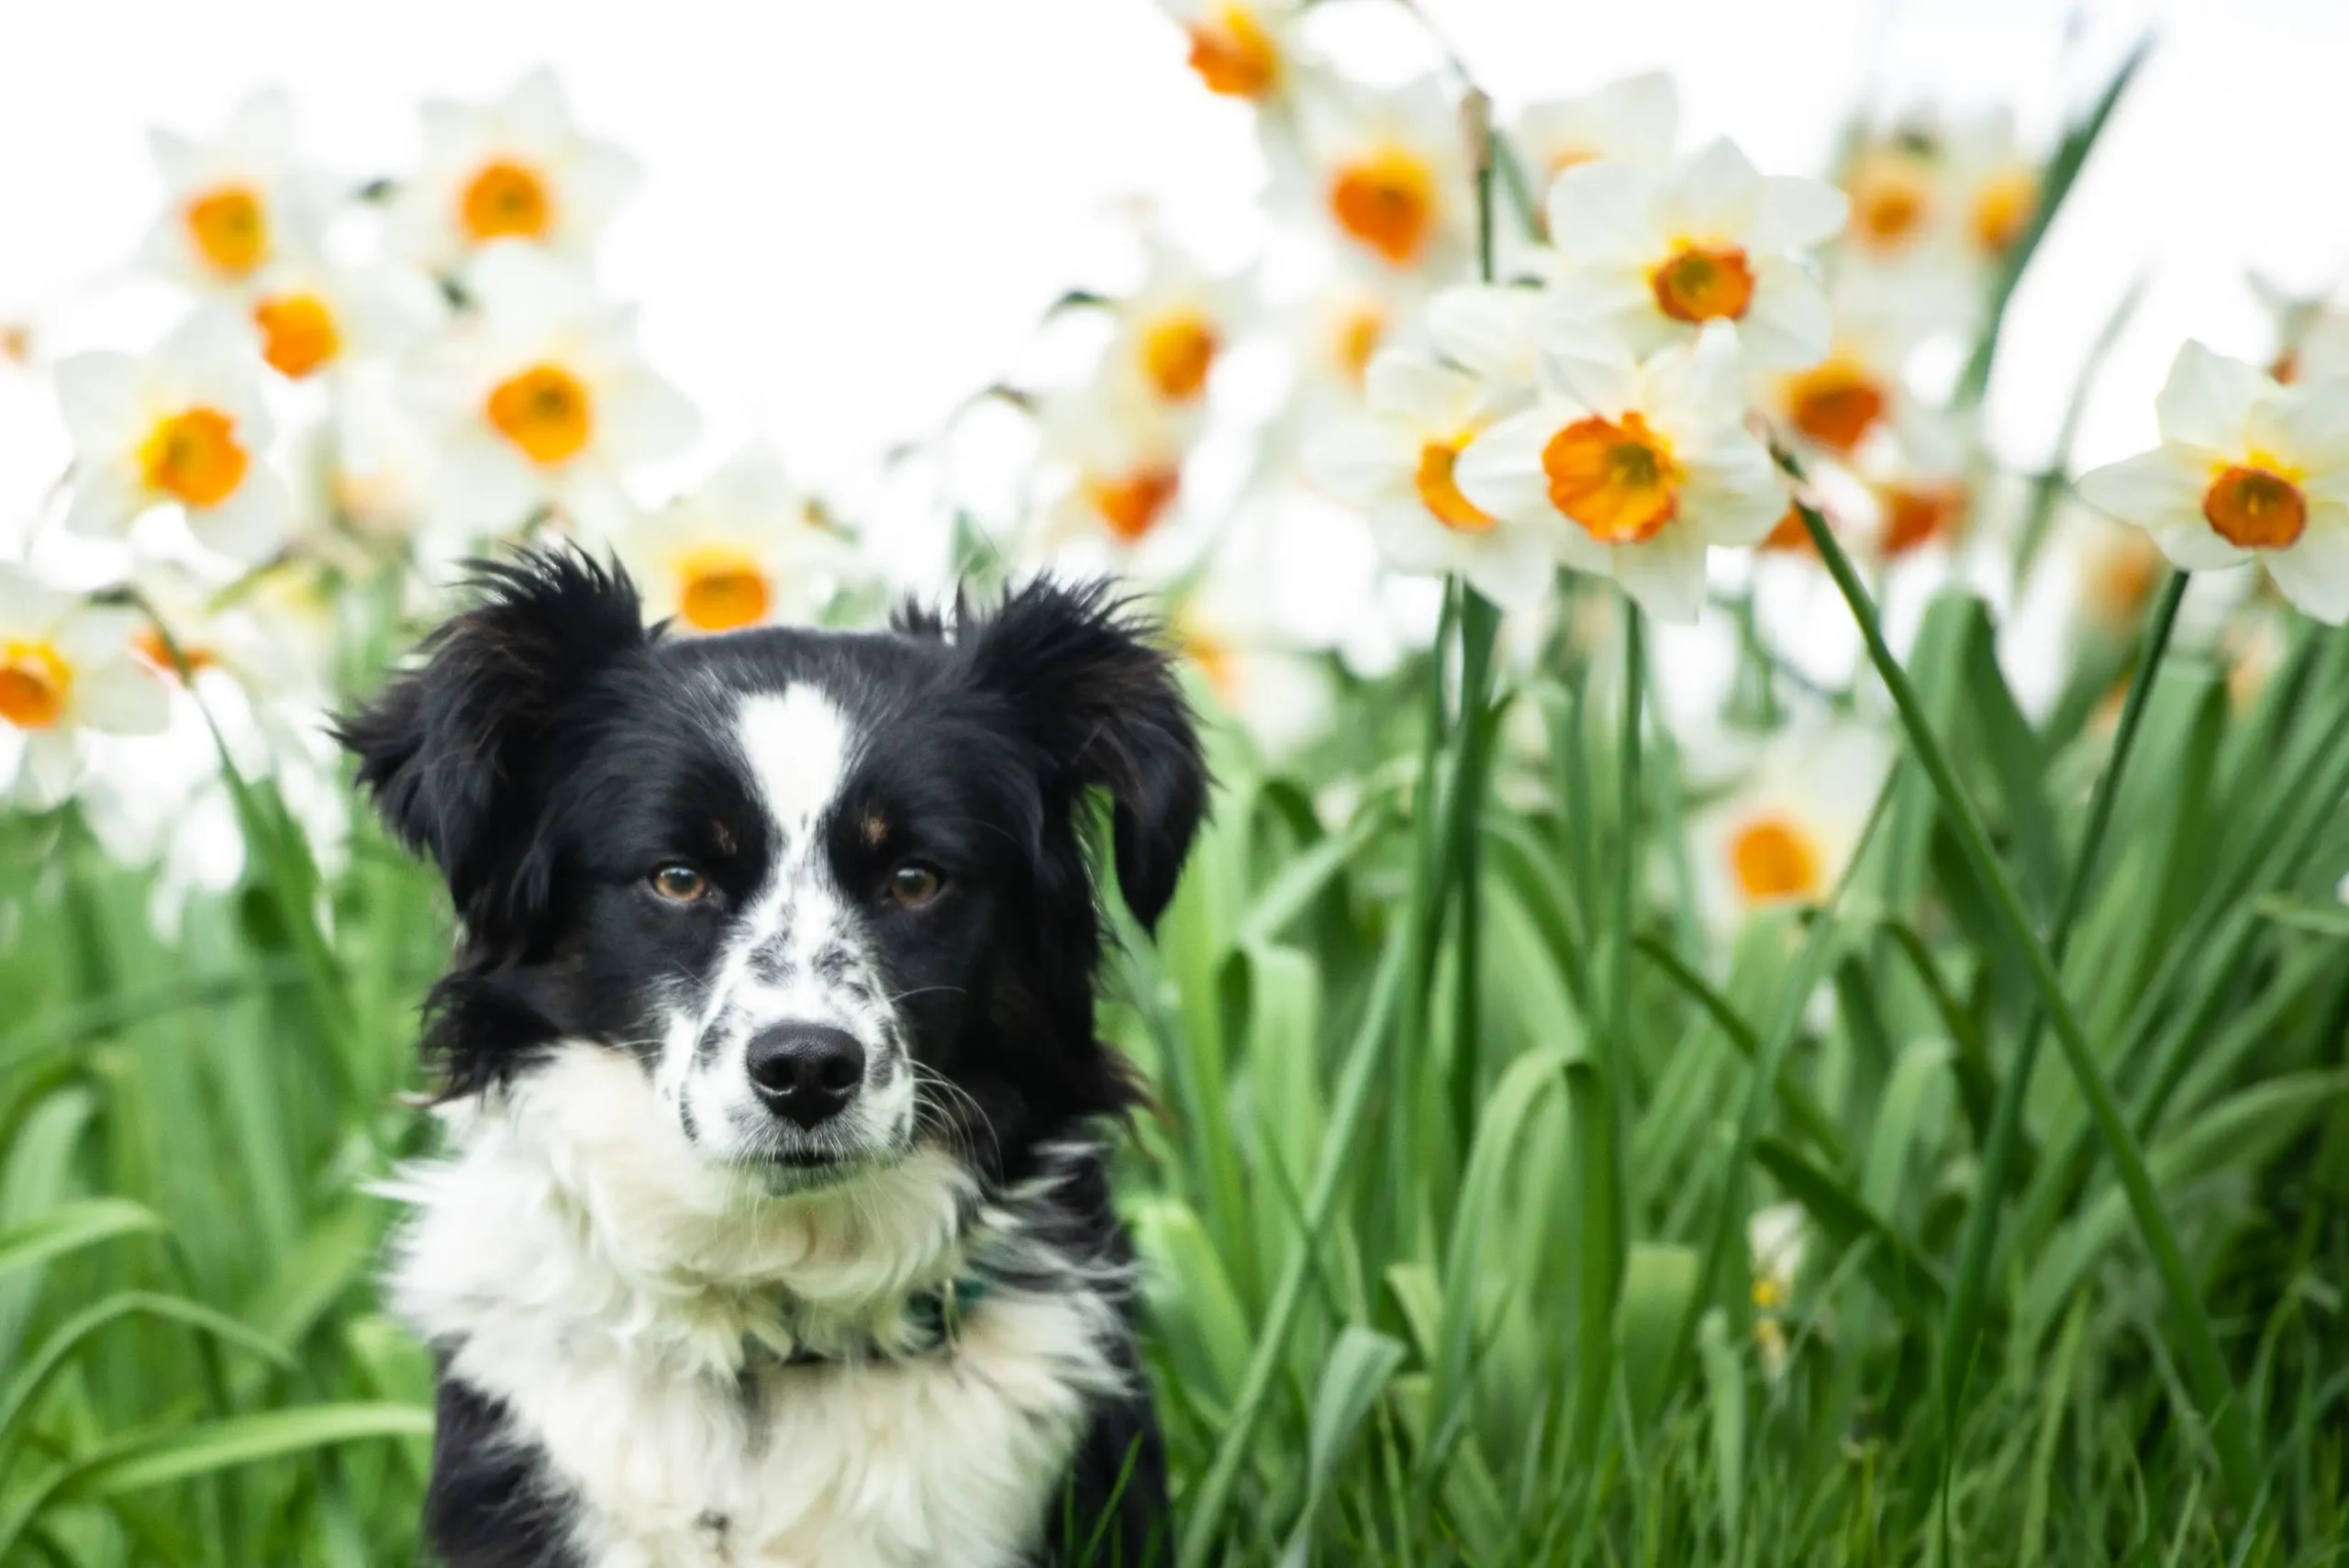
(1540, 138, 1848, 373)
(388, 68, 642, 273)
(56, 313, 292, 563)
(1158, 0, 1311, 108)
(0, 565, 170, 807)
(402, 244, 697, 537)
(2076, 341, 2349, 624)
(1452, 321, 1786, 623)
(1306, 82, 1474, 279)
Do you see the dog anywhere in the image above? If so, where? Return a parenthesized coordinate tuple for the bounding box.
(340, 547, 1205, 1567)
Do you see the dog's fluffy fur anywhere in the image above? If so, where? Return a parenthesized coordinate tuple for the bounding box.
(341, 549, 1204, 1566)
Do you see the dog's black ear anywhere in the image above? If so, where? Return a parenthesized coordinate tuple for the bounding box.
(335, 546, 648, 938)
(964, 577, 1208, 930)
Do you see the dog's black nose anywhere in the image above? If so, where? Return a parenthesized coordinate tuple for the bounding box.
(744, 1026, 865, 1129)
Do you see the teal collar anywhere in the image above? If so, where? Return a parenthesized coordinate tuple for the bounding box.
(771, 1270, 994, 1368)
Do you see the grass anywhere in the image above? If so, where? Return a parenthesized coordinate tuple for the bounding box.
(6, 542, 2349, 1565)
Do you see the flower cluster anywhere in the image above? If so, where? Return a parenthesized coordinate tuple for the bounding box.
(4, 71, 862, 903)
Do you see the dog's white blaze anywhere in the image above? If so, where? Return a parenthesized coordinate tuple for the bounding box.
(390, 1046, 1125, 1568)
(735, 684, 853, 836)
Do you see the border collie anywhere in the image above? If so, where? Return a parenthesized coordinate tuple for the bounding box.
(340, 547, 1204, 1567)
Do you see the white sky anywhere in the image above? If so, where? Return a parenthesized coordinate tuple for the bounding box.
(5, 0, 2347, 580)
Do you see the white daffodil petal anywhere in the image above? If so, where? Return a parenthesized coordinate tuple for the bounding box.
(52, 606, 142, 665)
(2265, 509, 2349, 624)
(189, 471, 290, 563)
(2075, 450, 2201, 528)
(1453, 408, 1559, 527)
(1687, 438, 1788, 547)
(1313, 423, 1417, 504)
(1548, 161, 1653, 264)
(1751, 175, 1849, 253)
(439, 436, 545, 535)
(2275, 380, 2349, 473)
(1736, 259, 1834, 372)
(62, 464, 150, 541)
(1365, 352, 1480, 431)
(1609, 525, 1709, 623)
(1537, 320, 1640, 417)
(2143, 512, 2253, 572)
(1462, 526, 1555, 609)
(1428, 285, 1538, 384)
(2154, 340, 2268, 451)
(72, 659, 173, 736)
(1665, 138, 1761, 240)
(21, 729, 83, 810)
(54, 352, 146, 447)
(1364, 496, 1458, 576)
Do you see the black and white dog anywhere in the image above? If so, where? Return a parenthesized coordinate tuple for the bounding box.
(340, 547, 1203, 1566)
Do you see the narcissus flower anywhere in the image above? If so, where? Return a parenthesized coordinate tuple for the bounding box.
(388, 68, 641, 272)
(1746, 1201, 1808, 1380)
(2076, 341, 2349, 623)
(403, 244, 697, 538)
(0, 565, 170, 806)
(139, 89, 326, 294)
(1104, 242, 1250, 408)
(1041, 384, 1196, 552)
(1313, 350, 1552, 608)
(1157, 0, 1311, 106)
(1516, 72, 1679, 193)
(1454, 321, 1785, 622)
(57, 313, 291, 562)
(1305, 82, 1472, 277)
(1695, 722, 1890, 926)
(1943, 109, 2040, 265)
(244, 260, 438, 384)
(1541, 138, 1846, 373)
(618, 448, 851, 635)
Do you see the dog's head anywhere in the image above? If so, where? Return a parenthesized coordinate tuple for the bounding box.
(340, 547, 1205, 1192)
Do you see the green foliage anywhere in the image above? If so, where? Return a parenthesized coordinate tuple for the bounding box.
(6, 557, 2349, 1566)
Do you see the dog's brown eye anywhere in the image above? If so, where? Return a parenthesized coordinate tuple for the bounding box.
(650, 864, 709, 904)
(887, 864, 942, 907)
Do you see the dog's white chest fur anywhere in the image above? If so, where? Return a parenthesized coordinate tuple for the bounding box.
(387, 1046, 1120, 1567)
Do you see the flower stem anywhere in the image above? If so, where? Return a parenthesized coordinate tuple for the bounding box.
(1799, 505, 2255, 1512)
(1937, 571, 2188, 1422)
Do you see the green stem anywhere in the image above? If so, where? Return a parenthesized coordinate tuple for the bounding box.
(1798, 505, 2256, 1513)
(1444, 591, 1503, 1175)
(1572, 597, 1642, 1456)
(1937, 571, 2188, 1419)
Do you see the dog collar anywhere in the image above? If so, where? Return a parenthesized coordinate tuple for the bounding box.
(769, 1270, 994, 1368)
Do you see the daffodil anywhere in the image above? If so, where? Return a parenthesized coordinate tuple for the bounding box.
(2076, 341, 2349, 624)
(1453, 320, 1786, 622)
(1157, 0, 1313, 109)
(57, 312, 291, 562)
(618, 448, 850, 635)
(1941, 108, 2040, 268)
(1104, 241, 1251, 409)
(1303, 81, 1473, 279)
(402, 243, 697, 539)
(387, 68, 640, 273)
(1540, 138, 1846, 373)
(1040, 384, 1196, 555)
(1515, 72, 1678, 193)
(1426, 282, 1544, 392)
(1313, 350, 1552, 608)
(0, 565, 171, 806)
(1693, 722, 1889, 926)
(139, 89, 328, 295)
(1746, 1201, 1808, 1381)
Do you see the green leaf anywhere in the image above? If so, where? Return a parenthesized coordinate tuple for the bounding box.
(0, 1199, 165, 1285)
